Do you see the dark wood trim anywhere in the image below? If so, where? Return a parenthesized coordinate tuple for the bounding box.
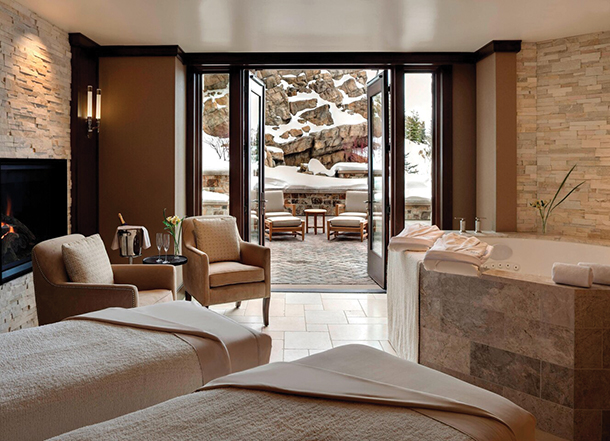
(98, 45, 185, 63)
(229, 68, 247, 235)
(390, 67, 405, 237)
(69, 34, 100, 236)
(475, 40, 521, 61)
(186, 67, 202, 216)
(185, 52, 475, 67)
(431, 66, 453, 229)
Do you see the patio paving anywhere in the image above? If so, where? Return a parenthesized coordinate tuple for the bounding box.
(266, 222, 375, 285)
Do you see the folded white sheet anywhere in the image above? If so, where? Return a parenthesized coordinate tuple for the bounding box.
(424, 233, 493, 267)
(552, 263, 593, 288)
(578, 262, 610, 285)
(388, 223, 444, 252)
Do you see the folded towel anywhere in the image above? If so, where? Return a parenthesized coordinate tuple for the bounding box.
(389, 223, 444, 252)
(424, 233, 493, 267)
(111, 225, 152, 250)
(552, 263, 593, 288)
(578, 262, 610, 285)
(422, 259, 480, 277)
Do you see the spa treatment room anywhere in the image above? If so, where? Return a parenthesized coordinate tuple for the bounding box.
(1, 0, 610, 440)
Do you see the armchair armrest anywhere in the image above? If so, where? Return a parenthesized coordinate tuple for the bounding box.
(335, 203, 346, 216)
(113, 264, 176, 299)
(240, 241, 271, 298)
(182, 244, 211, 304)
(285, 203, 296, 216)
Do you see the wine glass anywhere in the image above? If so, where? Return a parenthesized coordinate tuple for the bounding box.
(163, 233, 170, 264)
(156, 233, 163, 263)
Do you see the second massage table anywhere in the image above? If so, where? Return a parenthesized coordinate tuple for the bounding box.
(0, 301, 271, 441)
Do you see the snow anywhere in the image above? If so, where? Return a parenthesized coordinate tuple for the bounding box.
(307, 158, 335, 177)
(330, 162, 367, 172)
(202, 190, 229, 203)
(265, 165, 367, 192)
(267, 146, 283, 153)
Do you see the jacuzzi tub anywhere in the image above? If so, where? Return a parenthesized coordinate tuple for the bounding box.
(482, 236, 610, 277)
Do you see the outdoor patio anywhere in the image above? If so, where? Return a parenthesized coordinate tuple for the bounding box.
(266, 222, 375, 286)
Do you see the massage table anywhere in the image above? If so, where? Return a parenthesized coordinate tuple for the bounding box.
(51, 345, 536, 441)
(0, 301, 271, 441)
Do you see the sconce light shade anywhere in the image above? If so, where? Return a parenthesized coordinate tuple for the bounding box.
(96, 89, 101, 120)
(86, 85, 101, 137)
(86, 86, 93, 119)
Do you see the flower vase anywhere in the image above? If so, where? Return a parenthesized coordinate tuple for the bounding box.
(173, 240, 180, 256)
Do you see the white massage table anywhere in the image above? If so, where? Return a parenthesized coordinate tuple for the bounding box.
(51, 345, 536, 441)
(0, 301, 271, 441)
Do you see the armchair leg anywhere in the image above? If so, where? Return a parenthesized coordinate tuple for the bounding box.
(236, 301, 242, 308)
(262, 297, 270, 327)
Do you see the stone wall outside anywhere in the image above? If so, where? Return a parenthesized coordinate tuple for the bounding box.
(516, 32, 610, 239)
(0, 0, 71, 332)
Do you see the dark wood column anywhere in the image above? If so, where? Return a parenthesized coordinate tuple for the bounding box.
(69, 33, 100, 236)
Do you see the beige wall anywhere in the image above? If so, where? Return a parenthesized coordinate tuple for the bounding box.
(0, 0, 71, 332)
(99, 56, 187, 264)
(476, 52, 518, 232)
(516, 31, 610, 239)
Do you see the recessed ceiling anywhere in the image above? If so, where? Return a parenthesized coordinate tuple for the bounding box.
(17, 0, 610, 52)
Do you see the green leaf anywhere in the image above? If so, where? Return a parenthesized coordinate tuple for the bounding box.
(547, 164, 576, 213)
(548, 181, 585, 215)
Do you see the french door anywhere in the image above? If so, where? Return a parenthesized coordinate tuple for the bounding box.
(367, 72, 390, 287)
(246, 73, 266, 245)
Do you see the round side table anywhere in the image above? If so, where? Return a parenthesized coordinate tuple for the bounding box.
(304, 209, 326, 234)
(143, 255, 188, 266)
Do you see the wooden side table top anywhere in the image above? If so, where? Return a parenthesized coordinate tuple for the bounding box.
(304, 208, 327, 214)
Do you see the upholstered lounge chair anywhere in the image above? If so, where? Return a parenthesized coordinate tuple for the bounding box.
(265, 216, 305, 241)
(182, 216, 271, 326)
(32, 234, 176, 326)
(265, 190, 296, 218)
(335, 190, 368, 218)
(327, 216, 368, 242)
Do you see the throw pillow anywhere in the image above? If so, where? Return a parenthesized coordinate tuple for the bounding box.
(194, 217, 241, 263)
(62, 234, 114, 284)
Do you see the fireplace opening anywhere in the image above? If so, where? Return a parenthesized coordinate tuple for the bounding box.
(1, 159, 67, 284)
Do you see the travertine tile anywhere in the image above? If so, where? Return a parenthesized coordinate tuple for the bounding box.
(359, 299, 388, 317)
(322, 299, 363, 311)
(331, 340, 383, 350)
(541, 362, 574, 407)
(575, 328, 603, 368)
(285, 293, 322, 305)
(419, 328, 470, 375)
(328, 324, 388, 341)
(285, 331, 332, 350)
(305, 310, 348, 324)
(284, 304, 304, 317)
(283, 349, 309, 362)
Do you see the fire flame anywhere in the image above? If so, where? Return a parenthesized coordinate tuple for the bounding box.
(2, 196, 16, 240)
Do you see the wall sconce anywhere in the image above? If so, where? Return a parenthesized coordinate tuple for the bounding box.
(87, 85, 101, 137)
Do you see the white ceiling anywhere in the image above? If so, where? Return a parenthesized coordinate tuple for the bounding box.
(18, 0, 610, 53)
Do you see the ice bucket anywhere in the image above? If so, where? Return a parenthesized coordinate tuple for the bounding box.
(117, 227, 143, 258)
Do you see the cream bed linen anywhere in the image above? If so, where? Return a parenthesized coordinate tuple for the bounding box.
(0, 301, 271, 441)
(51, 345, 535, 441)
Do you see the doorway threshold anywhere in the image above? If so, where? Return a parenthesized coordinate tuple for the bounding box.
(272, 284, 386, 294)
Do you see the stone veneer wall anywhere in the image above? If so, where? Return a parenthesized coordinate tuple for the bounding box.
(0, 0, 71, 333)
(516, 32, 610, 238)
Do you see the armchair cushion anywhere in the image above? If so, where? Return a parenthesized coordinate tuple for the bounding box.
(339, 211, 367, 218)
(266, 190, 285, 213)
(265, 211, 292, 218)
(61, 234, 114, 284)
(209, 262, 265, 288)
(345, 191, 368, 214)
(194, 217, 241, 263)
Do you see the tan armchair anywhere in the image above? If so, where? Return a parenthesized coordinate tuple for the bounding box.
(182, 216, 271, 326)
(32, 234, 176, 326)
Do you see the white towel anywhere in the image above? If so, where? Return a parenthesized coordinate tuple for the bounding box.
(578, 262, 610, 285)
(424, 233, 493, 267)
(552, 263, 593, 288)
(111, 226, 152, 250)
(388, 223, 444, 252)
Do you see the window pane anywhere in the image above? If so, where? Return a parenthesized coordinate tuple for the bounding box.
(202, 73, 230, 215)
(404, 73, 433, 226)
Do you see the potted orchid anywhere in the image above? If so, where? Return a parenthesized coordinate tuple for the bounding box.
(530, 164, 585, 234)
(163, 208, 185, 254)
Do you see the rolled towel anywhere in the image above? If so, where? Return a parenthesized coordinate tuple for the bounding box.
(578, 262, 610, 285)
(552, 263, 593, 288)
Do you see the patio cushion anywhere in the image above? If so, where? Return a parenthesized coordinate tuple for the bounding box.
(339, 211, 367, 218)
(329, 216, 365, 228)
(265, 211, 292, 218)
(267, 216, 302, 227)
(345, 191, 368, 214)
(266, 190, 286, 213)
(209, 261, 265, 288)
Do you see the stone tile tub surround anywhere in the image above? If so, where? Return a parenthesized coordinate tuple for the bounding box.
(419, 267, 610, 441)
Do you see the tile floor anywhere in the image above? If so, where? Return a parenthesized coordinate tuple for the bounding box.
(209, 291, 395, 362)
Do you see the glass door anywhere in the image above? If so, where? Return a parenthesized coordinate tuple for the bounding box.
(367, 72, 390, 287)
(247, 73, 266, 245)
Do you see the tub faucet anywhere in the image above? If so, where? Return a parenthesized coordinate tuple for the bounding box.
(455, 217, 466, 233)
(474, 217, 485, 234)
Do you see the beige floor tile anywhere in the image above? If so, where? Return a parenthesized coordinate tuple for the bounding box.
(359, 299, 388, 317)
(263, 316, 307, 331)
(347, 317, 388, 325)
(331, 340, 383, 350)
(211, 302, 236, 309)
(263, 330, 285, 341)
(284, 304, 305, 317)
(305, 310, 348, 324)
(308, 349, 326, 356)
(345, 310, 366, 317)
(322, 299, 363, 311)
(224, 306, 246, 316)
(304, 304, 324, 311)
(321, 293, 377, 300)
(373, 294, 388, 300)
(269, 345, 283, 363)
(328, 324, 388, 341)
(306, 324, 329, 332)
(229, 316, 265, 324)
(271, 293, 286, 299)
(244, 298, 264, 316)
(285, 331, 332, 350)
(285, 293, 322, 305)
(380, 340, 397, 356)
(283, 349, 310, 362)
